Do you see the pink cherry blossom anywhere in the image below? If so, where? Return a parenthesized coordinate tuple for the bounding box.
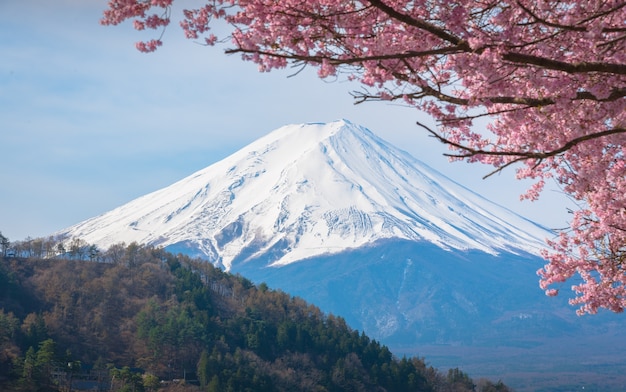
(101, 0, 626, 315)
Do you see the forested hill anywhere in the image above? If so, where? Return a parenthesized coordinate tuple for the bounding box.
(0, 243, 510, 392)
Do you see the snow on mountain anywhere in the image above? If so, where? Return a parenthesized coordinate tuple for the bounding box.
(57, 119, 552, 270)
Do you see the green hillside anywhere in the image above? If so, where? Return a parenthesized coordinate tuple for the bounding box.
(0, 241, 509, 392)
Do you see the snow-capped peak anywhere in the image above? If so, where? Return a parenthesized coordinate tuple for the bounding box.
(57, 120, 552, 270)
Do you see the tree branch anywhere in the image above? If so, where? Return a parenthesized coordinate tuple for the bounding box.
(225, 46, 466, 64)
(502, 52, 626, 75)
(419, 120, 626, 179)
(364, 0, 470, 48)
(353, 82, 626, 108)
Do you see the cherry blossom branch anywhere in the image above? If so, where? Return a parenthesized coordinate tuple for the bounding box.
(354, 85, 626, 107)
(364, 0, 468, 47)
(516, 1, 626, 33)
(502, 52, 626, 75)
(418, 120, 626, 178)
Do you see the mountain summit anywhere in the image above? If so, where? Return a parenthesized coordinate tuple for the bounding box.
(59, 119, 549, 269)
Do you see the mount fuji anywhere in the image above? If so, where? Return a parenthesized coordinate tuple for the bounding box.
(59, 119, 549, 268)
(57, 120, 626, 390)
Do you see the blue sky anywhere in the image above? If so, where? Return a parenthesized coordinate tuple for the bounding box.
(0, 1, 572, 241)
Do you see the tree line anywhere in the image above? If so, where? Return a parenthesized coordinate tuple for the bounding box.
(0, 232, 98, 261)
(0, 235, 511, 391)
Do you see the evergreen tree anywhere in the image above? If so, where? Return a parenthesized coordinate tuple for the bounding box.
(36, 339, 57, 388)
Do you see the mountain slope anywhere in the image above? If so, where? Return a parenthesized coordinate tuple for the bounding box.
(55, 120, 626, 391)
(58, 119, 551, 270)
